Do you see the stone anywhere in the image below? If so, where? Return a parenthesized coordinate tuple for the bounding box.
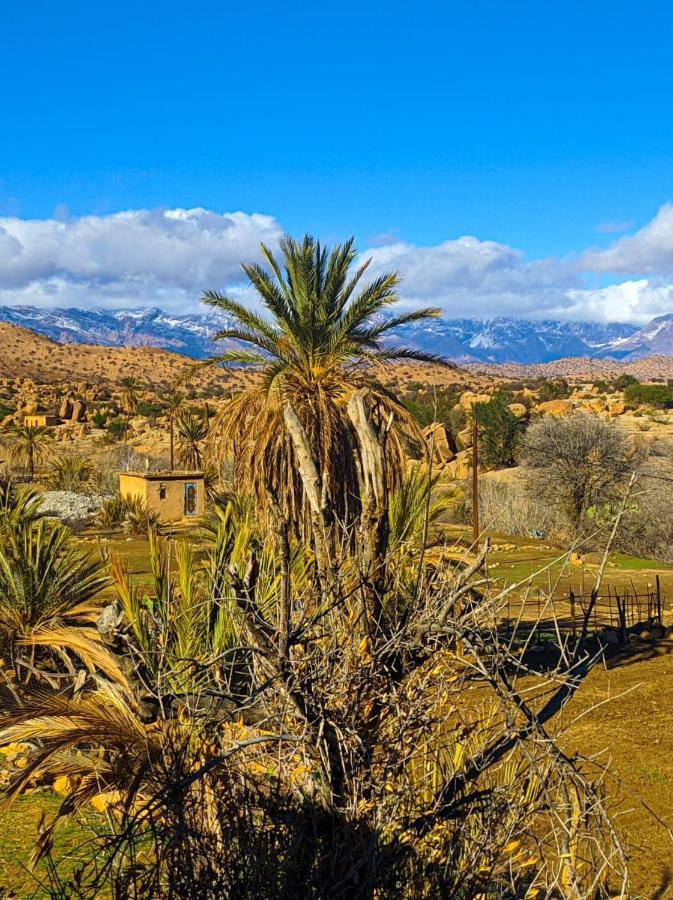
(445, 450, 470, 480)
(70, 400, 87, 422)
(59, 398, 73, 419)
(455, 426, 473, 451)
(458, 391, 491, 412)
(607, 399, 625, 417)
(537, 399, 573, 417)
(422, 422, 455, 464)
(507, 402, 527, 418)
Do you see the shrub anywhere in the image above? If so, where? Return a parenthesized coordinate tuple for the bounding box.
(47, 455, 93, 492)
(97, 493, 128, 528)
(613, 373, 639, 390)
(473, 393, 524, 469)
(521, 414, 639, 537)
(97, 493, 158, 533)
(538, 378, 570, 401)
(105, 417, 127, 441)
(624, 382, 673, 409)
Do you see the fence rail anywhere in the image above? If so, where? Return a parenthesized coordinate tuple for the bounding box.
(500, 576, 663, 644)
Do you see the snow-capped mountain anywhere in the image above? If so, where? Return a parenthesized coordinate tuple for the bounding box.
(0, 305, 666, 364)
(599, 313, 673, 360)
(0, 306, 227, 359)
(388, 317, 638, 364)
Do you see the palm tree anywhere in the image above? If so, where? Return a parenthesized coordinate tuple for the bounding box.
(164, 389, 184, 470)
(200, 234, 447, 534)
(120, 376, 143, 444)
(6, 423, 52, 479)
(0, 517, 109, 674)
(176, 408, 208, 470)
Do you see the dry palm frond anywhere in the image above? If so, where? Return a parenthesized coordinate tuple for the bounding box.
(199, 234, 449, 534)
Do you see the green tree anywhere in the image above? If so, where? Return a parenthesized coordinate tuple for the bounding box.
(624, 382, 672, 409)
(6, 423, 52, 479)
(176, 408, 209, 470)
(200, 234, 446, 531)
(473, 394, 523, 469)
(164, 389, 185, 470)
(120, 376, 143, 444)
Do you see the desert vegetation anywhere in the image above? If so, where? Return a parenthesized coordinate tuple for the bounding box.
(4, 238, 673, 896)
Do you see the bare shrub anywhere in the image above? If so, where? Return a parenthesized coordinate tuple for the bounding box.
(521, 414, 638, 537)
(476, 475, 556, 538)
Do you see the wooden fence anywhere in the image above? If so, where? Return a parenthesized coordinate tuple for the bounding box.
(500, 576, 663, 644)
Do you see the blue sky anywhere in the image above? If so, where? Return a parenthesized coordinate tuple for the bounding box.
(2, 0, 673, 322)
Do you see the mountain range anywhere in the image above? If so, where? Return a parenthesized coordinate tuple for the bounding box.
(2, 304, 673, 365)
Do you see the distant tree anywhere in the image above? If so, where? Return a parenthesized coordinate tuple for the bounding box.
(613, 373, 639, 391)
(473, 394, 523, 469)
(623, 382, 672, 409)
(7, 424, 52, 479)
(120, 377, 143, 444)
(176, 409, 208, 470)
(163, 389, 185, 470)
(538, 379, 570, 402)
(521, 414, 636, 533)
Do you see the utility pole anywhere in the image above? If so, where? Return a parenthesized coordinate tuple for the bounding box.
(471, 415, 479, 545)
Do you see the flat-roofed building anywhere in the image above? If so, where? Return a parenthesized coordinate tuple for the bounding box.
(24, 414, 60, 427)
(118, 471, 205, 523)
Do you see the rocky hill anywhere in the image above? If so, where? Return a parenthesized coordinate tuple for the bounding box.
(0, 322, 249, 393)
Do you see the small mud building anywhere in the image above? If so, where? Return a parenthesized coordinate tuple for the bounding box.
(119, 471, 205, 524)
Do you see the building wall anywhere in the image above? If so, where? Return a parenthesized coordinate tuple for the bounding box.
(24, 415, 59, 427)
(119, 474, 205, 523)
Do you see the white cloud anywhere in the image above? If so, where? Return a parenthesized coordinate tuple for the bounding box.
(1, 203, 673, 324)
(582, 204, 673, 274)
(0, 207, 282, 310)
(361, 236, 579, 318)
(558, 279, 673, 325)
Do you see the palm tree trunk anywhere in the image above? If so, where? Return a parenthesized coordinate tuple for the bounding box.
(28, 445, 34, 480)
(170, 419, 175, 470)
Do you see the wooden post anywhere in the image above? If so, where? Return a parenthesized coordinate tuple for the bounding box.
(570, 589, 577, 641)
(471, 416, 479, 545)
(656, 575, 662, 624)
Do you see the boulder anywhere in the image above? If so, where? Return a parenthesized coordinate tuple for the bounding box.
(607, 398, 625, 417)
(423, 422, 455, 464)
(458, 391, 490, 412)
(507, 402, 527, 418)
(70, 400, 87, 423)
(455, 426, 473, 451)
(537, 399, 573, 417)
(445, 450, 470, 480)
(59, 398, 73, 419)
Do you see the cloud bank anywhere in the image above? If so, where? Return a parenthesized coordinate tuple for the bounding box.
(2, 204, 673, 323)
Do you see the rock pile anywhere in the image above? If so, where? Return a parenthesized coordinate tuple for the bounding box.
(40, 491, 102, 524)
